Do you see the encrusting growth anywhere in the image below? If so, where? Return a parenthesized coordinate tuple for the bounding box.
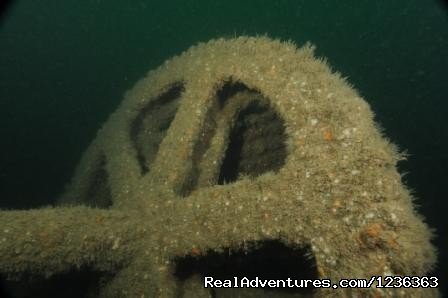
(0, 36, 437, 297)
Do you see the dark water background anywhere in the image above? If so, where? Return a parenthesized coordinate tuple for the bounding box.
(1, 0, 447, 296)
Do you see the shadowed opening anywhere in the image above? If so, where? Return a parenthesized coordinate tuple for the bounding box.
(69, 153, 113, 209)
(0, 267, 115, 298)
(173, 240, 318, 297)
(130, 82, 184, 174)
(179, 80, 288, 196)
(216, 80, 251, 108)
(218, 96, 287, 184)
(84, 154, 112, 208)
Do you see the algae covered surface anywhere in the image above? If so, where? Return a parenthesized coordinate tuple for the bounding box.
(1, 1, 447, 297)
(1, 36, 439, 297)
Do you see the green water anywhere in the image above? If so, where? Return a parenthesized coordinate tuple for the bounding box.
(1, 0, 447, 296)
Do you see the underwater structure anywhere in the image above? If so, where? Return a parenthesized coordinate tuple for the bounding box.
(0, 37, 437, 297)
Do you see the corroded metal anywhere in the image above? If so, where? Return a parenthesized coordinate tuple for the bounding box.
(0, 37, 437, 297)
